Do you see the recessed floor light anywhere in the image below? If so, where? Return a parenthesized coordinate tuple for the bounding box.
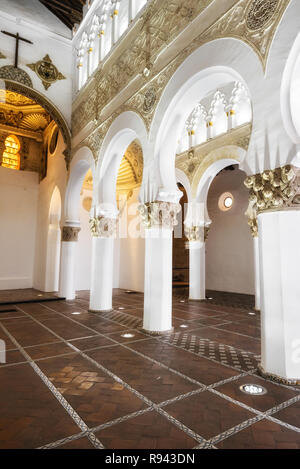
(72, 312, 81, 315)
(180, 300, 185, 303)
(119, 307, 125, 310)
(248, 312, 256, 316)
(121, 333, 135, 339)
(239, 384, 267, 396)
(180, 324, 188, 329)
(37, 294, 43, 297)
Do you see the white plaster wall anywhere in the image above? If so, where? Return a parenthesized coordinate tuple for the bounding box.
(206, 168, 254, 295)
(0, 1, 72, 125)
(117, 188, 145, 292)
(0, 166, 39, 289)
(75, 188, 92, 291)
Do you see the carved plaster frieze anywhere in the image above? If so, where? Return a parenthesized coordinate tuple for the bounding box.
(194, 0, 290, 72)
(0, 66, 33, 87)
(244, 165, 300, 235)
(139, 201, 181, 229)
(62, 226, 81, 242)
(89, 216, 117, 238)
(71, 0, 290, 144)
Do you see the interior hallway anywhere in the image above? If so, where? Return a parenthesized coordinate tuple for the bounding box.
(0, 290, 299, 449)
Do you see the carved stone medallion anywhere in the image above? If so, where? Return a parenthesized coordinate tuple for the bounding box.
(246, 0, 279, 31)
(27, 55, 66, 91)
(143, 87, 157, 113)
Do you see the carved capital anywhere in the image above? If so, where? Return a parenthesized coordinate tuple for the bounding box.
(89, 217, 117, 238)
(244, 165, 300, 236)
(184, 225, 210, 242)
(62, 226, 81, 242)
(138, 201, 181, 229)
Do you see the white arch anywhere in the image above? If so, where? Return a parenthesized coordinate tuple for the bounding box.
(97, 111, 148, 214)
(64, 146, 95, 224)
(150, 38, 260, 199)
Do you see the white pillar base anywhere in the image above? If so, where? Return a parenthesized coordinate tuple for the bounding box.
(59, 241, 77, 300)
(259, 210, 300, 383)
(143, 227, 173, 334)
(89, 236, 114, 313)
(189, 240, 206, 301)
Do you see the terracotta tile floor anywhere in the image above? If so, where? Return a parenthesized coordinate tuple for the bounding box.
(0, 288, 299, 449)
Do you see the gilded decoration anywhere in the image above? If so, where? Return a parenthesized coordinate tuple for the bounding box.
(1, 80, 71, 168)
(244, 165, 300, 236)
(71, 0, 290, 146)
(89, 217, 117, 238)
(62, 226, 81, 242)
(184, 225, 211, 243)
(0, 51, 6, 59)
(117, 140, 143, 192)
(27, 55, 66, 91)
(138, 201, 181, 229)
(0, 66, 33, 87)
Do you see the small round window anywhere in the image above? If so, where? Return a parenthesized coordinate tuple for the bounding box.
(218, 192, 234, 212)
(49, 126, 59, 155)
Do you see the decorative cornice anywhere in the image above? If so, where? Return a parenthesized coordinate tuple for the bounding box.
(138, 201, 181, 229)
(62, 226, 81, 242)
(89, 217, 117, 238)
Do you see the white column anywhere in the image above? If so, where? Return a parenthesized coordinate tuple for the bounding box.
(89, 216, 117, 313)
(111, 10, 119, 45)
(129, 0, 136, 23)
(87, 47, 93, 77)
(143, 226, 173, 333)
(77, 63, 82, 91)
(253, 235, 260, 311)
(58, 226, 81, 301)
(189, 240, 206, 300)
(259, 209, 300, 383)
(206, 119, 213, 139)
(227, 109, 234, 131)
(89, 236, 115, 312)
(98, 31, 105, 62)
(140, 201, 181, 334)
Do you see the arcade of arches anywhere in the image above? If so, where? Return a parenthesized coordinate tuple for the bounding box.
(0, 0, 300, 450)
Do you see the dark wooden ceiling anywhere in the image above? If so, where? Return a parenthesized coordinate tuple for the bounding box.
(39, 0, 86, 29)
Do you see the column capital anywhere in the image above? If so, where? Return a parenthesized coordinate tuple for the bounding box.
(138, 201, 181, 229)
(184, 225, 210, 243)
(89, 216, 117, 238)
(244, 165, 300, 236)
(62, 226, 81, 242)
